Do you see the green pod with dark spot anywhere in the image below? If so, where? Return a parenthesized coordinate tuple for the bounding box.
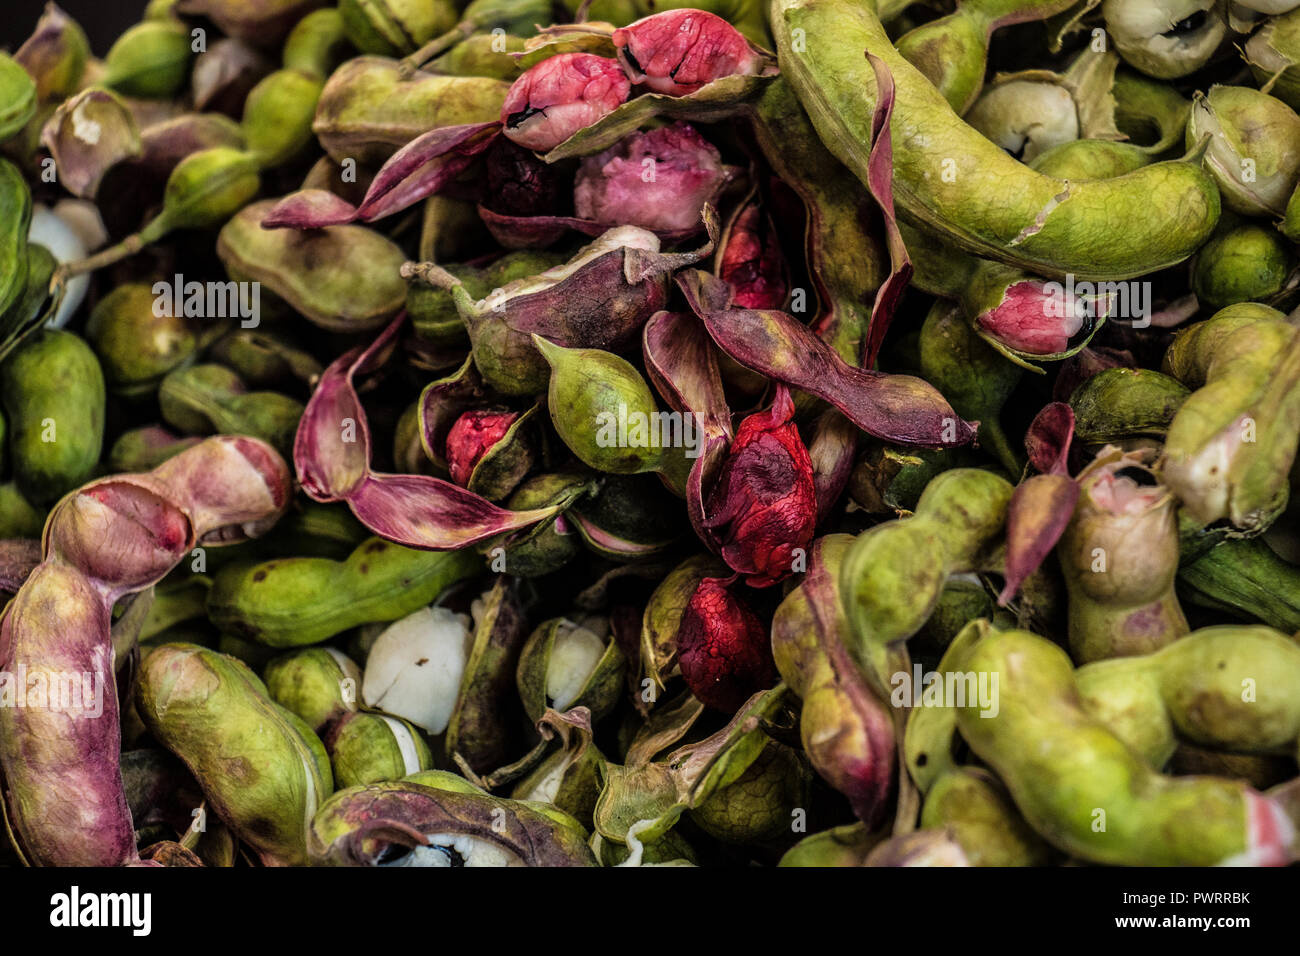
(136, 643, 332, 867)
(0, 330, 105, 505)
(919, 767, 1052, 866)
(218, 200, 407, 332)
(339, 0, 459, 56)
(207, 537, 480, 647)
(687, 740, 809, 845)
(1177, 538, 1300, 635)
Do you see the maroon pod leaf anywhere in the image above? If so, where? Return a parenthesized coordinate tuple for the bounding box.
(677, 576, 778, 712)
(861, 53, 913, 369)
(294, 315, 558, 550)
(501, 53, 631, 152)
(676, 269, 977, 448)
(999, 403, 1078, 605)
(642, 310, 732, 552)
(40, 88, 141, 199)
(703, 385, 816, 588)
(611, 9, 772, 96)
(261, 188, 363, 229)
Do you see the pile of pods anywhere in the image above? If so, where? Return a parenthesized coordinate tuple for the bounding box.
(0, 0, 1299, 868)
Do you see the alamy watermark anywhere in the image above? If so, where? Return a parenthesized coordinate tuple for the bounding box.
(890, 664, 999, 718)
(594, 403, 703, 458)
(0, 666, 105, 718)
(1042, 274, 1152, 329)
(153, 274, 260, 328)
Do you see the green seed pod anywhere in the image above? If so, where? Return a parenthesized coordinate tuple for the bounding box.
(1244, 7, 1300, 112)
(919, 302, 1023, 477)
(499, 472, 590, 577)
(840, 468, 1014, 687)
(687, 740, 810, 845)
(394, 400, 435, 476)
(264, 647, 362, 733)
(596, 827, 698, 866)
(13, 4, 90, 103)
(428, 32, 531, 79)
(101, 20, 194, 98)
(535, 338, 666, 476)
(779, 822, 882, 867)
(138, 576, 212, 644)
(1188, 85, 1300, 217)
(155, 146, 261, 233)
(207, 329, 322, 388)
(159, 364, 304, 459)
(216, 632, 281, 670)
(848, 443, 981, 516)
(0, 159, 32, 322)
(1192, 224, 1293, 310)
(107, 427, 201, 473)
(241, 69, 324, 168)
(84, 283, 200, 397)
(207, 537, 480, 648)
(1161, 304, 1300, 532)
(1028, 139, 1152, 179)
(1058, 447, 1187, 662)
(1068, 367, 1190, 448)
(0, 482, 44, 538)
(1178, 537, 1300, 634)
(0, 54, 38, 143)
(1077, 624, 1300, 768)
(339, 0, 459, 56)
(954, 622, 1292, 866)
(282, 8, 349, 79)
(1103, 0, 1226, 79)
(0, 330, 105, 505)
(313, 56, 509, 164)
(0, 242, 54, 345)
(326, 711, 433, 788)
(218, 200, 407, 332)
(517, 617, 626, 724)
(136, 643, 333, 867)
(408, 250, 562, 346)
(919, 767, 1052, 866)
(1284, 182, 1300, 241)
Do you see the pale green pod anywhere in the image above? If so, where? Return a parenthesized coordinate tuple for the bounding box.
(207, 537, 480, 647)
(1102, 0, 1226, 80)
(919, 767, 1052, 866)
(771, 0, 1221, 281)
(0, 54, 38, 142)
(218, 200, 408, 332)
(327, 711, 433, 788)
(1188, 85, 1300, 217)
(101, 20, 194, 98)
(264, 647, 363, 733)
(1192, 224, 1293, 310)
(136, 643, 333, 867)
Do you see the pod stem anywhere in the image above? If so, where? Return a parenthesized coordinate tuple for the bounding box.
(397, 20, 479, 77)
(56, 214, 171, 279)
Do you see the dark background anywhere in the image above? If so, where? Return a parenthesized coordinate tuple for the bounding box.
(5, 0, 138, 50)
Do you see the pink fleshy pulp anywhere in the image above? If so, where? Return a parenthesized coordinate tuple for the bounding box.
(979, 281, 1085, 354)
(500, 54, 631, 152)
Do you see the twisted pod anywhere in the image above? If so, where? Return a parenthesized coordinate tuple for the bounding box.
(770, 0, 1221, 279)
(0, 436, 290, 865)
(953, 623, 1295, 866)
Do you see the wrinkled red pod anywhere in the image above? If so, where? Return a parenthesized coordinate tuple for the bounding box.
(704, 385, 816, 587)
(612, 10, 766, 96)
(501, 53, 631, 152)
(573, 122, 733, 233)
(678, 577, 778, 712)
(718, 197, 788, 309)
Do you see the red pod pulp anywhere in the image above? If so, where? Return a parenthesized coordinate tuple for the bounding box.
(978, 280, 1084, 355)
(612, 9, 765, 96)
(718, 199, 788, 309)
(445, 408, 520, 487)
(500, 53, 631, 152)
(704, 385, 816, 587)
(678, 577, 777, 712)
(573, 122, 731, 233)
